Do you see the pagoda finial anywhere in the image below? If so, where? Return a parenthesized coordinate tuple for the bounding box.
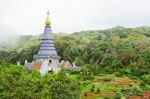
(47, 10, 50, 15)
(45, 10, 51, 26)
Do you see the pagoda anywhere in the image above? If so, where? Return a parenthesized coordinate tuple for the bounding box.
(25, 11, 61, 75)
(36, 11, 60, 62)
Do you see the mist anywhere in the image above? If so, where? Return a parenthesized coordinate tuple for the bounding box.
(1, 0, 150, 47)
(0, 24, 19, 47)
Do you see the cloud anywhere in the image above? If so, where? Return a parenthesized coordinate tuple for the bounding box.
(0, 0, 150, 35)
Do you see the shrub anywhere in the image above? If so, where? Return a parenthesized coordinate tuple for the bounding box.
(84, 92, 87, 96)
(129, 83, 133, 87)
(78, 82, 81, 86)
(104, 96, 110, 99)
(99, 74, 106, 76)
(142, 74, 150, 84)
(114, 93, 122, 99)
(120, 88, 125, 93)
(90, 88, 94, 92)
(115, 72, 124, 77)
(133, 87, 142, 95)
(97, 88, 100, 93)
(123, 69, 132, 75)
(92, 84, 95, 89)
(137, 92, 143, 96)
(105, 67, 113, 74)
(129, 76, 138, 80)
(139, 82, 150, 91)
(134, 80, 138, 83)
(103, 77, 113, 82)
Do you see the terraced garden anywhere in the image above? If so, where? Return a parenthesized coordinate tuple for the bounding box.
(69, 73, 150, 99)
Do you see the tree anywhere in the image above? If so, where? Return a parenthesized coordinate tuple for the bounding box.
(49, 70, 80, 99)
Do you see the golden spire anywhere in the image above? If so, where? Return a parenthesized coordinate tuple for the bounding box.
(45, 10, 51, 26)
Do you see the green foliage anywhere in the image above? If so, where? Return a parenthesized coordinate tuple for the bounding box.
(90, 88, 94, 92)
(104, 96, 110, 99)
(0, 26, 150, 98)
(49, 69, 80, 99)
(115, 72, 124, 77)
(103, 77, 113, 82)
(139, 81, 150, 90)
(96, 88, 100, 93)
(0, 64, 80, 99)
(113, 93, 122, 99)
(80, 67, 94, 81)
(84, 92, 87, 96)
(1, 26, 150, 75)
(142, 74, 150, 84)
(92, 84, 95, 89)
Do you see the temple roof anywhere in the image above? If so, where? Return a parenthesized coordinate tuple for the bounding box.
(36, 11, 60, 60)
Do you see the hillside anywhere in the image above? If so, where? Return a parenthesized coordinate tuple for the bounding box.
(0, 26, 150, 98)
(0, 26, 150, 72)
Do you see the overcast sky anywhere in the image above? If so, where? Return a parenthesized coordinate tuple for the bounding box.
(0, 0, 150, 35)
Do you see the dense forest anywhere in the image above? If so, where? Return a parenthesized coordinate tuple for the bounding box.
(0, 26, 150, 74)
(0, 26, 150, 98)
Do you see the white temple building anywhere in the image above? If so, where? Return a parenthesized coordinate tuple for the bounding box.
(25, 11, 81, 75)
(25, 11, 61, 75)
